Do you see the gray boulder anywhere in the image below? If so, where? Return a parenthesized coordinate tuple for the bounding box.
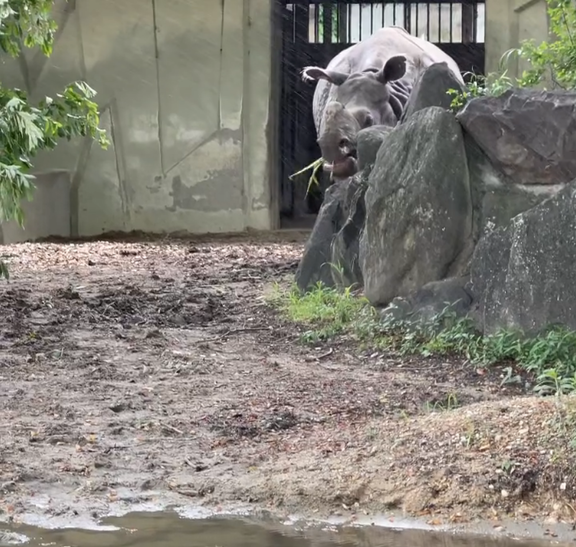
(356, 125, 392, 173)
(360, 107, 474, 306)
(463, 133, 562, 237)
(295, 176, 364, 291)
(295, 127, 383, 292)
(400, 62, 464, 122)
(330, 180, 367, 288)
(469, 182, 576, 334)
(457, 88, 576, 186)
(381, 276, 473, 325)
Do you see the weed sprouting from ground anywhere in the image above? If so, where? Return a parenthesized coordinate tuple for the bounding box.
(424, 392, 460, 413)
(269, 281, 373, 343)
(270, 282, 576, 396)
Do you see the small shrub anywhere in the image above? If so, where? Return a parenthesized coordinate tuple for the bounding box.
(270, 281, 373, 343)
(424, 392, 460, 413)
(447, 71, 515, 110)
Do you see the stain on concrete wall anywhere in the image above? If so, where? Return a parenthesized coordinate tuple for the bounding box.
(0, 0, 276, 243)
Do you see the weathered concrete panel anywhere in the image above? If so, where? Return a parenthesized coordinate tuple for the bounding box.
(243, 0, 274, 230)
(155, 0, 222, 170)
(76, 107, 128, 235)
(0, 172, 71, 244)
(0, 0, 275, 243)
(485, 0, 549, 78)
(79, 0, 161, 234)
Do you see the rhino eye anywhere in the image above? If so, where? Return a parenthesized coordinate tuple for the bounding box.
(364, 115, 374, 128)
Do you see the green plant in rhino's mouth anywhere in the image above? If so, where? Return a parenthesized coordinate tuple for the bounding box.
(289, 158, 325, 197)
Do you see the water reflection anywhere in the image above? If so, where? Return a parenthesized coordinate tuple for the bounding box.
(0, 512, 564, 547)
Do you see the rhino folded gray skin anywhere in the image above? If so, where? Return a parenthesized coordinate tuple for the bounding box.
(300, 26, 465, 182)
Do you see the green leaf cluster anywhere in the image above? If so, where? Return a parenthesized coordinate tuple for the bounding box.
(448, 0, 576, 109)
(0, 0, 109, 278)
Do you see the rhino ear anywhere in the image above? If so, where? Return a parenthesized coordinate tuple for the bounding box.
(301, 66, 348, 86)
(376, 55, 407, 84)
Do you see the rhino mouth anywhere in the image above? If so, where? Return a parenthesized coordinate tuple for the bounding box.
(324, 153, 358, 180)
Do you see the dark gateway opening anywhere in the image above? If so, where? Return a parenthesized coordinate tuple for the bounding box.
(277, 0, 486, 229)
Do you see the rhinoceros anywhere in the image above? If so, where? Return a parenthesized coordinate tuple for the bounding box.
(301, 25, 465, 181)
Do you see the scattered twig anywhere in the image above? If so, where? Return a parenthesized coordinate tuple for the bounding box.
(162, 424, 184, 435)
(317, 348, 334, 360)
(167, 484, 197, 498)
(200, 326, 272, 343)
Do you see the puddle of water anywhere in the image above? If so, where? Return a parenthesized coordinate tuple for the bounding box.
(0, 511, 567, 547)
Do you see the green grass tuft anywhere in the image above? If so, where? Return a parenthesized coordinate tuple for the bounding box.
(269, 282, 576, 397)
(269, 282, 373, 343)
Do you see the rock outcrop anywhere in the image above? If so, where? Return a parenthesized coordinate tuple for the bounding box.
(400, 62, 464, 122)
(360, 106, 473, 306)
(297, 88, 576, 337)
(381, 276, 473, 325)
(330, 180, 366, 288)
(356, 125, 392, 173)
(457, 88, 576, 186)
(295, 124, 386, 291)
(295, 176, 364, 291)
(469, 182, 576, 334)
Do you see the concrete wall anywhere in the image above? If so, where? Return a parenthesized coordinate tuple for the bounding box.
(0, 0, 555, 243)
(485, 0, 550, 77)
(0, 0, 278, 244)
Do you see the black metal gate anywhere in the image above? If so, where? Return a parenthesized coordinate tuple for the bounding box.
(278, 0, 486, 221)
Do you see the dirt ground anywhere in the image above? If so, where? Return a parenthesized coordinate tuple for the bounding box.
(1, 232, 576, 532)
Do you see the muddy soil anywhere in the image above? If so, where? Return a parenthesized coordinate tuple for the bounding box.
(1, 233, 575, 534)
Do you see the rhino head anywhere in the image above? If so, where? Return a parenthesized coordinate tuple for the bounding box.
(302, 55, 408, 181)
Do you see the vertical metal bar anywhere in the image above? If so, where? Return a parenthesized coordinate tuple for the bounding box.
(322, 2, 332, 43)
(337, 3, 348, 43)
(479, 2, 486, 43)
(426, 2, 430, 40)
(334, 3, 338, 42)
(382, 1, 385, 28)
(415, 2, 419, 36)
(370, 2, 375, 35)
(312, 4, 318, 43)
(474, 2, 479, 42)
(462, 1, 475, 45)
(347, 2, 351, 41)
(359, 2, 363, 40)
(404, 2, 411, 33)
(393, 2, 397, 25)
(449, 2, 453, 42)
(293, 0, 311, 215)
(436, 3, 442, 43)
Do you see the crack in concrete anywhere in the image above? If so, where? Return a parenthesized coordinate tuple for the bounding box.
(217, 0, 225, 132)
(151, 0, 165, 176)
(108, 99, 131, 224)
(164, 130, 219, 177)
